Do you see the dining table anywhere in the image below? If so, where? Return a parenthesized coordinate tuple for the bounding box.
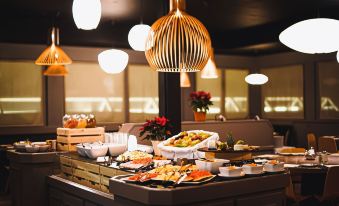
(256, 153, 339, 196)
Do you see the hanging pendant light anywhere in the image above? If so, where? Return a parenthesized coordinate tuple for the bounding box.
(245, 73, 268, 85)
(279, 18, 339, 54)
(201, 48, 218, 79)
(98, 49, 129, 74)
(72, 0, 101, 30)
(336, 51, 339, 63)
(35, 27, 72, 66)
(44, 65, 69, 76)
(180, 72, 191, 87)
(128, 24, 151, 51)
(145, 0, 212, 72)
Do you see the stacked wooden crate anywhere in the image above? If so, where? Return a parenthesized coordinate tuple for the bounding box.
(57, 127, 105, 151)
(60, 155, 131, 193)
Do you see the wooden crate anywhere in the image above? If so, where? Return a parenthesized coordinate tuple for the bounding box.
(59, 155, 132, 193)
(57, 127, 105, 151)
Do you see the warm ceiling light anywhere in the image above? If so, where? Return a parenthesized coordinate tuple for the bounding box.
(128, 24, 151, 51)
(336, 51, 339, 63)
(44, 65, 68, 76)
(245, 73, 268, 85)
(180, 72, 191, 87)
(145, 0, 212, 72)
(72, 0, 101, 30)
(35, 28, 72, 66)
(98, 49, 129, 74)
(201, 49, 218, 79)
(279, 18, 339, 54)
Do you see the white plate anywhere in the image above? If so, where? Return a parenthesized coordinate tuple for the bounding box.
(218, 171, 245, 178)
(330, 153, 339, 156)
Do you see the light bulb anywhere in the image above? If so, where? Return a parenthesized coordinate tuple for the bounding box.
(245, 73, 268, 85)
(98, 49, 129, 74)
(128, 24, 151, 51)
(72, 0, 101, 30)
(279, 18, 339, 54)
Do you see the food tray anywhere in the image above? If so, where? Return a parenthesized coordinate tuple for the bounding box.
(157, 130, 219, 160)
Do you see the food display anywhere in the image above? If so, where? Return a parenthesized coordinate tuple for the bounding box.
(76, 142, 108, 159)
(263, 160, 285, 172)
(158, 130, 219, 160)
(126, 164, 214, 184)
(242, 163, 263, 174)
(119, 157, 153, 170)
(116, 151, 153, 162)
(63, 114, 97, 128)
(233, 140, 249, 151)
(14, 140, 51, 153)
(195, 159, 230, 173)
(164, 131, 212, 147)
(219, 166, 243, 177)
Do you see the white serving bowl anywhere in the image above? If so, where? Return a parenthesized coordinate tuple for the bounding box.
(242, 163, 263, 174)
(195, 159, 230, 174)
(234, 144, 249, 151)
(106, 143, 127, 156)
(84, 145, 108, 159)
(264, 161, 285, 172)
(76, 144, 87, 157)
(219, 166, 243, 176)
(25, 145, 40, 153)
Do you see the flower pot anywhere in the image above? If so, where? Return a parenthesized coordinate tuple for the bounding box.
(151, 140, 163, 156)
(194, 111, 206, 121)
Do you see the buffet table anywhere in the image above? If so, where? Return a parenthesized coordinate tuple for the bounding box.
(46, 153, 290, 206)
(7, 150, 65, 206)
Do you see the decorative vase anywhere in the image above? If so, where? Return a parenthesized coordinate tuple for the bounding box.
(194, 111, 207, 122)
(151, 140, 163, 156)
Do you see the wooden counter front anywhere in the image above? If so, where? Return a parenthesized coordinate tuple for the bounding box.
(110, 173, 290, 206)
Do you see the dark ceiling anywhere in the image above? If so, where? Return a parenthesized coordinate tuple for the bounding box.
(2, 0, 339, 56)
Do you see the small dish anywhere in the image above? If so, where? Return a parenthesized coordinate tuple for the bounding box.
(219, 166, 243, 176)
(264, 160, 285, 172)
(218, 171, 245, 179)
(195, 159, 230, 174)
(242, 163, 263, 175)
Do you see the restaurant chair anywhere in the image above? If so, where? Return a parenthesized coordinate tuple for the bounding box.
(318, 137, 338, 153)
(316, 166, 339, 205)
(307, 133, 318, 151)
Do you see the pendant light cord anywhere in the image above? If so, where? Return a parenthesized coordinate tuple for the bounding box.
(140, 0, 144, 24)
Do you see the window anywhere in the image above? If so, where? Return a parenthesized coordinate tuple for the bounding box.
(225, 69, 249, 119)
(128, 64, 159, 122)
(261, 65, 304, 119)
(318, 61, 339, 119)
(196, 70, 222, 119)
(0, 61, 43, 126)
(65, 62, 125, 123)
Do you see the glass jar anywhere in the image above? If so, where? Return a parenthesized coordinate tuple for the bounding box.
(86, 114, 96, 128)
(77, 114, 87, 128)
(62, 114, 71, 128)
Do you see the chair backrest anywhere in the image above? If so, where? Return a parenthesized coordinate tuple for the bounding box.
(322, 166, 339, 201)
(318, 137, 338, 153)
(307, 133, 317, 151)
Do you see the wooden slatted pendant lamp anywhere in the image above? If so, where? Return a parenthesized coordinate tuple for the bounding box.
(145, 0, 212, 72)
(44, 65, 69, 76)
(35, 27, 72, 66)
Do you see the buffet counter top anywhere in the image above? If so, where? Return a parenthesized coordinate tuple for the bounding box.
(7, 150, 66, 163)
(109, 172, 289, 206)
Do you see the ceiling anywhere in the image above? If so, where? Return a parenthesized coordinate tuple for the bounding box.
(2, 0, 339, 56)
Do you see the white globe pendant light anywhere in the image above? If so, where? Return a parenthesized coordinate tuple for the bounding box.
(337, 51, 339, 63)
(98, 49, 129, 74)
(279, 18, 339, 54)
(245, 73, 268, 85)
(72, 0, 101, 30)
(128, 24, 151, 51)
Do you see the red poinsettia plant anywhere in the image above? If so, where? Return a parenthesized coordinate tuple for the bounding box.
(189, 91, 213, 112)
(139, 116, 172, 141)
